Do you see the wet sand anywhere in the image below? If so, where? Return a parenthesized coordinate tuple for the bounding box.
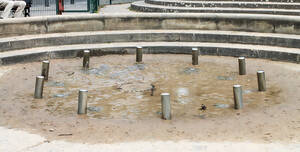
(0, 54, 299, 144)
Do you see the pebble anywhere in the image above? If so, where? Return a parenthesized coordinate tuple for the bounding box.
(87, 64, 110, 75)
(182, 67, 200, 74)
(88, 106, 103, 112)
(46, 81, 64, 87)
(217, 76, 234, 80)
(53, 94, 67, 98)
(214, 103, 230, 108)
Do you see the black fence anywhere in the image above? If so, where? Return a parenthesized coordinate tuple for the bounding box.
(30, 0, 56, 16)
(29, 0, 90, 16)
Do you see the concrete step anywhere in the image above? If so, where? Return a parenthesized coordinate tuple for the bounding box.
(0, 42, 299, 65)
(2, 14, 300, 37)
(187, 0, 299, 2)
(145, 0, 300, 9)
(1, 30, 300, 52)
(131, 1, 300, 15)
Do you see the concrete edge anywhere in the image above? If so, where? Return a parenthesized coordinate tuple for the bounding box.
(0, 125, 299, 152)
(145, 0, 300, 8)
(0, 43, 299, 65)
(130, 1, 300, 15)
(2, 13, 300, 23)
(2, 30, 300, 52)
(3, 12, 300, 37)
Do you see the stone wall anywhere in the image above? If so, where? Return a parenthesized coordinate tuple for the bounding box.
(1, 13, 300, 37)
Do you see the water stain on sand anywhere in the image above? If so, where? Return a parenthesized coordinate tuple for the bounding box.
(0, 55, 298, 143)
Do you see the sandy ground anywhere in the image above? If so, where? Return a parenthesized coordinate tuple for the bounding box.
(0, 55, 300, 151)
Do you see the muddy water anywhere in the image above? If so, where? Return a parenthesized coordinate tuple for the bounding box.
(0, 54, 298, 143)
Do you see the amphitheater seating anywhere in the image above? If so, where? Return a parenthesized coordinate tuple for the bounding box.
(131, 0, 300, 15)
(0, 14, 299, 65)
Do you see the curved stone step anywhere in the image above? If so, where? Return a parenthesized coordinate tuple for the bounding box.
(0, 42, 299, 65)
(2, 30, 300, 52)
(131, 1, 300, 15)
(145, 0, 300, 9)
(187, 0, 298, 2)
(3, 14, 300, 37)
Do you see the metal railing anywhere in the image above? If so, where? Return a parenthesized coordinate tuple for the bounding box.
(30, 0, 57, 16)
(29, 0, 98, 16)
(12, 0, 139, 17)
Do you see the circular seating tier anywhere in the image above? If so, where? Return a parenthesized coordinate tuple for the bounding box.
(131, 0, 300, 15)
(1, 42, 299, 64)
(145, 0, 300, 9)
(0, 14, 299, 65)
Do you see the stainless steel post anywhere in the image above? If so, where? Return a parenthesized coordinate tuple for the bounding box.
(136, 46, 143, 63)
(257, 70, 266, 91)
(83, 50, 90, 69)
(233, 85, 243, 109)
(161, 93, 171, 120)
(34, 76, 44, 99)
(192, 48, 198, 65)
(238, 57, 246, 75)
(41, 60, 50, 81)
(78, 89, 88, 114)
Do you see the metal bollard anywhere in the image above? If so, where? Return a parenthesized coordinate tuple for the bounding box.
(41, 60, 50, 81)
(83, 50, 90, 69)
(78, 89, 88, 114)
(161, 93, 171, 120)
(192, 48, 199, 65)
(233, 85, 243, 109)
(136, 46, 143, 63)
(238, 57, 246, 75)
(257, 70, 266, 91)
(34, 76, 44, 99)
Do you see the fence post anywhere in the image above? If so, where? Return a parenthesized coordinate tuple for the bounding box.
(89, 0, 98, 13)
(45, 0, 50, 7)
(56, 0, 63, 15)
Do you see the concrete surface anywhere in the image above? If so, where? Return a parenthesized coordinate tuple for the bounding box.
(131, 1, 300, 15)
(0, 126, 299, 152)
(0, 42, 299, 64)
(100, 3, 137, 14)
(3, 30, 300, 52)
(3, 13, 300, 37)
(145, 0, 300, 9)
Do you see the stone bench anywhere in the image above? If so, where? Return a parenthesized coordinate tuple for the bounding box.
(145, 0, 300, 9)
(2, 30, 300, 52)
(2, 13, 300, 37)
(0, 42, 299, 65)
(131, 0, 300, 15)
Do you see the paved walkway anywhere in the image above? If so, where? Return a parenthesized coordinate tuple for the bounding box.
(99, 3, 139, 14)
(1, 126, 299, 152)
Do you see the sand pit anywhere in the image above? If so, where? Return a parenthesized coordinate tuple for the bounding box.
(0, 54, 299, 145)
